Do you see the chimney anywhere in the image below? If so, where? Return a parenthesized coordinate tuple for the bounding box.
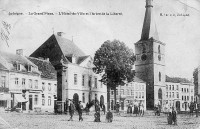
(57, 32, 65, 37)
(16, 49, 23, 56)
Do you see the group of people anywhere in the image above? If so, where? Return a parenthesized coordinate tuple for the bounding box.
(127, 102, 145, 116)
(67, 99, 113, 122)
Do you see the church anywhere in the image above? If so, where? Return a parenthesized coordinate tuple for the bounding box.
(135, 0, 166, 109)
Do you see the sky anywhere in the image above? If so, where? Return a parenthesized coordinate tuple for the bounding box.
(0, 0, 200, 80)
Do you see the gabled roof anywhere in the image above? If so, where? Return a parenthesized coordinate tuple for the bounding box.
(133, 76, 145, 83)
(0, 62, 7, 70)
(0, 51, 37, 68)
(77, 56, 90, 64)
(54, 34, 86, 57)
(28, 57, 57, 79)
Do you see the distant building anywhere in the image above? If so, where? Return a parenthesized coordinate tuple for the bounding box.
(165, 82, 194, 111)
(0, 50, 41, 112)
(30, 32, 107, 111)
(0, 50, 57, 113)
(28, 57, 57, 112)
(0, 62, 10, 108)
(110, 77, 146, 111)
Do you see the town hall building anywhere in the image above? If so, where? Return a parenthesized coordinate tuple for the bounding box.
(30, 32, 107, 111)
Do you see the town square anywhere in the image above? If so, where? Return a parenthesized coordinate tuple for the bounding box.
(0, 0, 200, 128)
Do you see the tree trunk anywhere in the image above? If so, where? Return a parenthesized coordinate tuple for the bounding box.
(107, 87, 111, 110)
(114, 86, 117, 110)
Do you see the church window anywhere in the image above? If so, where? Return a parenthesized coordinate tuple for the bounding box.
(159, 72, 161, 81)
(158, 45, 161, 53)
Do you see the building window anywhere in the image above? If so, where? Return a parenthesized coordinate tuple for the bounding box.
(184, 88, 186, 93)
(131, 90, 134, 96)
(42, 82, 45, 91)
(166, 92, 168, 98)
(177, 92, 179, 98)
(29, 79, 32, 88)
(1, 76, 6, 87)
(191, 96, 193, 101)
(166, 85, 168, 90)
(22, 78, 25, 86)
(182, 96, 184, 100)
(34, 95, 38, 105)
(169, 92, 171, 98)
(82, 93, 85, 103)
(158, 45, 161, 53)
(54, 84, 57, 92)
(142, 92, 144, 98)
(42, 95, 45, 106)
(89, 76, 92, 87)
(48, 96, 51, 106)
(187, 96, 189, 101)
(95, 94, 97, 100)
(48, 83, 51, 91)
(127, 89, 130, 95)
(111, 90, 114, 95)
(187, 88, 189, 93)
(185, 96, 186, 101)
(176, 85, 179, 90)
(14, 63, 21, 71)
(15, 78, 19, 85)
(120, 89, 124, 95)
(136, 92, 138, 98)
(169, 85, 171, 90)
(139, 92, 141, 98)
(159, 72, 161, 82)
(74, 74, 77, 85)
(82, 75, 85, 86)
(172, 85, 174, 90)
(95, 78, 97, 88)
(28, 65, 32, 72)
(172, 92, 174, 98)
(100, 81, 103, 88)
(35, 80, 38, 89)
(182, 103, 184, 108)
(182, 88, 183, 92)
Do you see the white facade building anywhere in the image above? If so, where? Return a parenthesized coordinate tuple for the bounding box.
(165, 82, 194, 111)
(110, 77, 146, 111)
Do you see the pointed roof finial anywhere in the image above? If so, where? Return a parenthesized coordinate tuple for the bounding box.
(141, 0, 159, 41)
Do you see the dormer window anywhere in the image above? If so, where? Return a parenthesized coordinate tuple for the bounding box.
(28, 65, 32, 72)
(14, 62, 21, 71)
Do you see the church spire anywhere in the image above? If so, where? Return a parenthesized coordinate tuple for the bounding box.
(141, 0, 159, 40)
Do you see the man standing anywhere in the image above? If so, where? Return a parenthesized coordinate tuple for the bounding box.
(115, 102, 120, 115)
(68, 99, 75, 121)
(78, 101, 83, 121)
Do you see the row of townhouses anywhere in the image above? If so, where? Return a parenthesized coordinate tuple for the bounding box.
(110, 77, 146, 111)
(0, 50, 57, 112)
(165, 82, 194, 111)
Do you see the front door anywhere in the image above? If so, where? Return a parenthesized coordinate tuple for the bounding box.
(29, 95, 32, 110)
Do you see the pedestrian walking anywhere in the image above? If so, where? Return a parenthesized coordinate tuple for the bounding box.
(171, 107, 177, 125)
(195, 102, 199, 117)
(102, 104, 106, 115)
(86, 102, 89, 115)
(68, 99, 75, 121)
(78, 101, 83, 121)
(140, 104, 144, 116)
(115, 102, 120, 115)
(106, 110, 113, 122)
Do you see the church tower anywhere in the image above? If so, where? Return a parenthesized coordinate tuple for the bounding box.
(135, 0, 166, 109)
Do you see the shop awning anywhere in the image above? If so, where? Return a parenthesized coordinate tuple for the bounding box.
(0, 93, 12, 100)
(14, 94, 28, 103)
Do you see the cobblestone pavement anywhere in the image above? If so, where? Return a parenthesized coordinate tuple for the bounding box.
(1, 111, 200, 129)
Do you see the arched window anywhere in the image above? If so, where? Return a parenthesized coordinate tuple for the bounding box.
(158, 45, 161, 53)
(159, 72, 161, 81)
(158, 88, 162, 100)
